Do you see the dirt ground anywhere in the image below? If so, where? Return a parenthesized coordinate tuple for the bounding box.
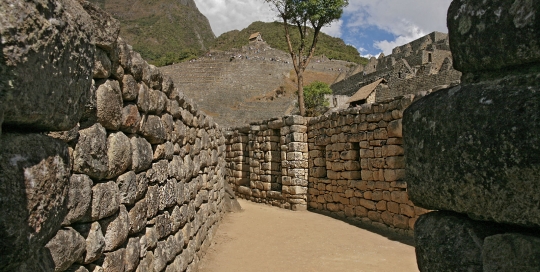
(199, 199, 419, 272)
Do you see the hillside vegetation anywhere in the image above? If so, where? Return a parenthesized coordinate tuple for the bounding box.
(212, 21, 368, 64)
(88, 0, 215, 66)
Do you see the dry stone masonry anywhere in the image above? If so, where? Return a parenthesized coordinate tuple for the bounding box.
(225, 94, 431, 236)
(405, 0, 540, 270)
(0, 1, 231, 271)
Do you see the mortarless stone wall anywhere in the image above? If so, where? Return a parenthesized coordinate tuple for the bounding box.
(0, 1, 228, 271)
(225, 95, 431, 236)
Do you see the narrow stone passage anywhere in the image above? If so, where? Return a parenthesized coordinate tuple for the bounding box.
(199, 199, 418, 272)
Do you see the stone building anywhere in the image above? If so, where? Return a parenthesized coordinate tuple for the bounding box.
(330, 32, 461, 109)
(249, 32, 263, 43)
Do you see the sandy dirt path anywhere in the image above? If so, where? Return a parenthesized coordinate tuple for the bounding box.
(199, 199, 419, 272)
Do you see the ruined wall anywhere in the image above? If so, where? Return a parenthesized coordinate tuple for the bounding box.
(225, 116, 309, 211)
(225, 95, 431, 235)
(0, 1, 227, 271)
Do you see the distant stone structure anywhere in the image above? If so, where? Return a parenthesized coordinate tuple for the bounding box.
(248, 32, 263, 43)
(330, 32, 461, 109)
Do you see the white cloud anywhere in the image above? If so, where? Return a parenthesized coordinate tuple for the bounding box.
(321, 19, 343, 37)
(194, 0, 276, 36)
(344, 0, 452, 54)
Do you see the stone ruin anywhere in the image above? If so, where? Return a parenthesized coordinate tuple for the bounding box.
(0, 0, 237, 271)
(405, 0, 540, 270)
(330, 32, 462, 109)
(1, 0, 540, 271)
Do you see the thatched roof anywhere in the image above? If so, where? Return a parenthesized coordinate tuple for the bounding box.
(249, 32, 261, 40)
(347, 78, 387, 103)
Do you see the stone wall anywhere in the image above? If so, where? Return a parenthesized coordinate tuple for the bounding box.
(0, 1, 228, 271)
(406, 0, 540, 271)
(225, 116, 309, 211)
(225, 95, 430, 236)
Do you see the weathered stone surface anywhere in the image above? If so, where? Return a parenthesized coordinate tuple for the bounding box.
(66, 265, 89, 272)
(102, 248, 125, 272)
(0, 0, 94, 131)
(93, 47, 112, 79)
(483, 233, 540, 272)
(129, 51, 148, 81)
(63, 174, 93, 225)
(140, 115, 167, 144)
(47, 123, 80, 143)
(117, 171, 138, 205)
(130, 136, 153, 173)
(107, 131, 132, 179)
(77, 0, 120, 53)
(128, 198, 147, 235)
(404, 78, 540, 228)
(143, 64, 163, 90)
(0, 133, 70, 270)
(415, 211, 506, 272)
(100, 205, 130, 252)
(121, 74, 138, 101)
(73, 123, 108, 180)
(45, 227, 86, 272)
(89, 181, 120, 221)
(121, 104, 141, 134)
(96, 79, 123, 130)
(448, 0, 540, 77)
(76, 222, 105, 264)
(125, 237, 140, 272)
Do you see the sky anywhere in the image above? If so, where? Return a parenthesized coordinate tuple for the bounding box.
(193, 0, 453, 58)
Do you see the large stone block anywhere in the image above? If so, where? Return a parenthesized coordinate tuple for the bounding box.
(130, 136, 153, 173)
(448, 0, 540, 77)
(100, 205, 129, 252)
(73, 123, 108, 180)
(414, 211, 506, 272)
(88, 181, 120, 221)
(483, 233, 540, 271)
(0, 0, 94, 131)
(63, 174, 93, 225)
(404, 78, 540, 227)
(107, 131, 132, 179)
(0, 133, 70, 270)
(96, 80, 123, 130)
(45, 227, 86, 272)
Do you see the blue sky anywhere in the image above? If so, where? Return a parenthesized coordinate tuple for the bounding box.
(194, 0, 453, 57)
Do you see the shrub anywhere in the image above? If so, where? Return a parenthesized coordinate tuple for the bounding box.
(303, 81, 332, 117)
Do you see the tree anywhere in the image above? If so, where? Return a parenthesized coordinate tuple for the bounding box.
(264, 0, 348, 116)
(303, 81, 332, 117)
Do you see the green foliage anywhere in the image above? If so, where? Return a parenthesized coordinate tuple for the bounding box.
(303, 81, 332, 116)
(88, 0, 215, 67)
(212, 21, 367, 64)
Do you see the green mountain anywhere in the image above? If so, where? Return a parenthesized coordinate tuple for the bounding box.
(212, 21, 368, 64)
(88, 0, 215, 66)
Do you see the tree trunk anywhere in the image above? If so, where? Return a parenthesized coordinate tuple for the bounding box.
(297, 70, 306, 116)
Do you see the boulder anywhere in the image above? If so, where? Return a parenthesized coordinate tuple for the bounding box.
(483, 233, 540, 271)
(447, 0, 540, 78)
(116, 171, 138, 205)
(121, 74, 138, 101)
(73, 123, 108, 180)
(88, 181, 120, 221)
(130, 136, 153, 173)
(96, 79, 123, 130)
(404, 76, 540, 228)
(0, 0, 94, 131)
(128, 198, 147, 235)
(120, 103, 141, 134)
(0, 133, 70, 270)
(140, 115, 167, 144)
(63, 174, 93, 225)
(74, 222, 105, 264)
(45, 227, 86, 272)
(77, 0, 120, 53)
(101, 248, 125, 272)
(414, 211, 507, 272)
(99, 205, 130, 252)
(106, 131, 132, 179)
(125, 237, 140, 272)
(93, 47, 112, 79)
